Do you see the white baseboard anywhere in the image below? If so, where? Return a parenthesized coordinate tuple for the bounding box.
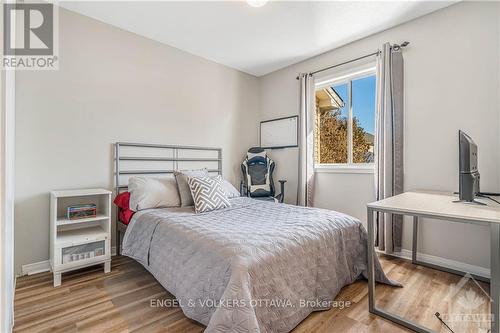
(390, 249, 490, 278)
(21, 246, 117, 276)
(21, 260, 51, 276)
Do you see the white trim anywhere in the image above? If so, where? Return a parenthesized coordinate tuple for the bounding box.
(314, 163, 374, 174)
(21, 261, 51, 276)
(1, 7, 16, 331)
(347, 78, 353, 164)
(21, 246, 117, 276)
(386, 249, 490, 279)
(315, 64, 376, 88)
(314, 63, 376, 168)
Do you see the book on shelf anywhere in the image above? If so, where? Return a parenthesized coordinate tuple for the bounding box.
(66, 204, 97, 220)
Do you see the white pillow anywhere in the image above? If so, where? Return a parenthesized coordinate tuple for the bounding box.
(174, 169, 209, 207)
(215, 176, 240, 199)
(128, 177, 180, 211)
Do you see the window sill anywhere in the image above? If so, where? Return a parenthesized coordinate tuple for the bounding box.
(314, 164, 375, 174)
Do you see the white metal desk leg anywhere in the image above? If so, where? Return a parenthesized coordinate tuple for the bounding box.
(412, 216, 418, 264)
(367, 208, 433, 333)
(367, 207, 375, 313)
(491, 223, 500, 333)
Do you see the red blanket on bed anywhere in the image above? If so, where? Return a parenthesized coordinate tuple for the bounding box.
(113, 192, 134, 225)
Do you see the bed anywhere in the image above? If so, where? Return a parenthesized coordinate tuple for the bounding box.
(114, 142, 398, 333)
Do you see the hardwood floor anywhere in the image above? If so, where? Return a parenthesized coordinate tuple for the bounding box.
(14, 255, 491, 333)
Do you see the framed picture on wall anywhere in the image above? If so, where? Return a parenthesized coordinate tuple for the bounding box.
(260, 115, 299, 149)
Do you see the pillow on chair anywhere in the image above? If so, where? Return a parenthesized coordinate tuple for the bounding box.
(187, 176, 231, 213)
(174, 169, 209, 206)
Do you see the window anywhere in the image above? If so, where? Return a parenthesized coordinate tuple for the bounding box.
(314, 66, 376, 171)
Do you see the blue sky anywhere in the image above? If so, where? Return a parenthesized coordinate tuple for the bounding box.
(332, 75, 376, 135)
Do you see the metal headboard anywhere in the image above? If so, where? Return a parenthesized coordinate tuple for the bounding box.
(114, 142, 222, 254)
(114, 142, 222, 192)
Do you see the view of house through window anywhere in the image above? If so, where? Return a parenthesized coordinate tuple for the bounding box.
(314, 69, 376, 166)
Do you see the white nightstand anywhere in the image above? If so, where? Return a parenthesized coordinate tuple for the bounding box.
(50, 188, 112, 287)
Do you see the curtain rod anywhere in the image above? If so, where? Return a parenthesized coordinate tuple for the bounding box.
(296, 41, 409, 80)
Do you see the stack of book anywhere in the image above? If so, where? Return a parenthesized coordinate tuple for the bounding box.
(67, 204, 97, 220)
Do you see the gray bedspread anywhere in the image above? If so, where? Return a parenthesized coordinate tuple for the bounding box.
(122, 197, 398, 333)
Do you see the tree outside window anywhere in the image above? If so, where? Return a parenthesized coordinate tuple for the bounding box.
(314, 71, 376, 166)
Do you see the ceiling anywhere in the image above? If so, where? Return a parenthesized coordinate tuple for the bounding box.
(60, 1, 456, 76)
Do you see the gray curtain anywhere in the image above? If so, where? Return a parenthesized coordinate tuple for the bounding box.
(375, 43, 405, 253)
(297, 73, 315, 207)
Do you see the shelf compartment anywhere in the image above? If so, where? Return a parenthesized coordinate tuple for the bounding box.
(61, 240, 105, 264)
(56, 214, 109, 226)
(56, 226, 108, 247)
(56, 254, 109, 272)
(55, 194, 110, 223)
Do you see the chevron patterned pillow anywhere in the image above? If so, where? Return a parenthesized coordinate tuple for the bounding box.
(187, 176, 231, 213)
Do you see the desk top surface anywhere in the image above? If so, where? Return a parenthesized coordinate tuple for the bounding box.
(368, 191, 500, 224)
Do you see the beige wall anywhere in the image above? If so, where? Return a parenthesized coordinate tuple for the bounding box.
(14, 8, 260, 274)
(259, 2, 500, 269)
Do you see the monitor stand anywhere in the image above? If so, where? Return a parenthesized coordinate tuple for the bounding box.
(452, 198, 486, 206)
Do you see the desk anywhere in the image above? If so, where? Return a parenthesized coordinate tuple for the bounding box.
(367, 191, 500, 333)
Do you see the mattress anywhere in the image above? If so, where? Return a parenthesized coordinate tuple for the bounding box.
(122, 197, 398, 333)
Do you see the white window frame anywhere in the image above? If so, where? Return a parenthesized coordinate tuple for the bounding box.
(314, 64, 376, 174)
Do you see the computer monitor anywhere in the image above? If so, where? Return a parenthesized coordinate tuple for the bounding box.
(458, 130, 480, 202)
